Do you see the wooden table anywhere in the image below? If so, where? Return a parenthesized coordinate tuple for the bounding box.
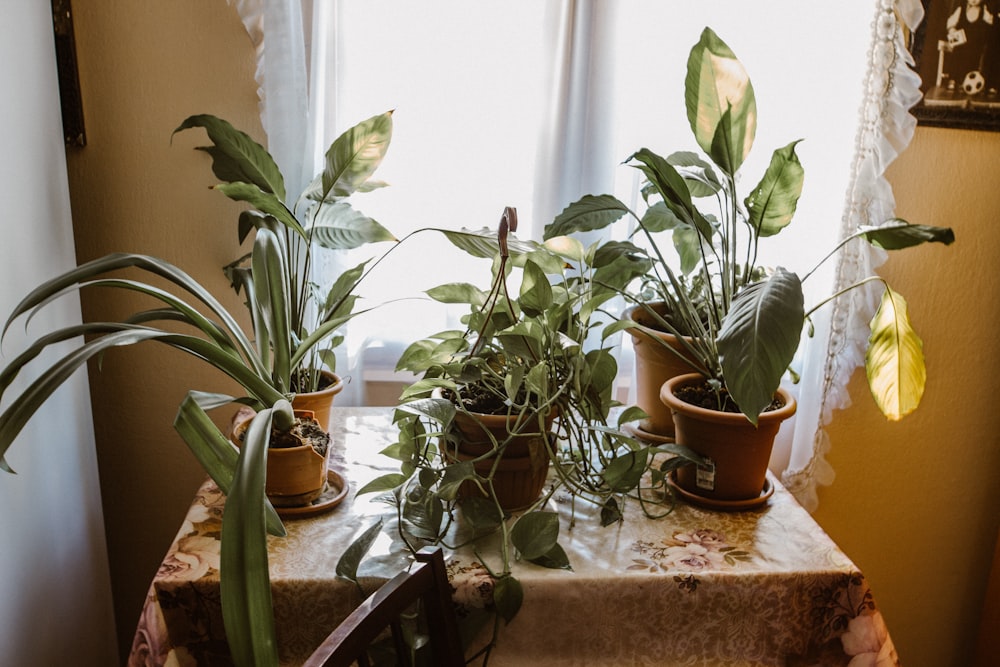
(127, 407, 899, 666)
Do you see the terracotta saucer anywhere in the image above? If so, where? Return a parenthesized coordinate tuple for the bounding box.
(667, 470, 773, 512)
(623, 423, 676, 445)
(275, 469, 348, 519)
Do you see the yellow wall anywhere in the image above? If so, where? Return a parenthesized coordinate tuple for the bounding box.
(61, 2, 997, 664)
(817, 127, 1000, 665)
(63, 2, 261, 659)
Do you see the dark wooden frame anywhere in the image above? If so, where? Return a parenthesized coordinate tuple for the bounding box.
(910, 0, 1000, 131)
(51, 0, 86, 147)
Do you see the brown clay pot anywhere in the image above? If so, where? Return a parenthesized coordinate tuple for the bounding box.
(231, 409, 330, 507)
(659, 373, 796, 502)
(448, 407, 556, 512)
(291, 371, 343, 432)
(625, 303, 697, 438)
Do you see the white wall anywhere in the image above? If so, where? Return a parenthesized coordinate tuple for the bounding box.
(0, 2, 117, 664)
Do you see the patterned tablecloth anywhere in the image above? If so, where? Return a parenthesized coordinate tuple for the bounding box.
(128, 407, 899, 667)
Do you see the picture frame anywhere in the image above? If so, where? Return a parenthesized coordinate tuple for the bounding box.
(909, 0, 1000, 131)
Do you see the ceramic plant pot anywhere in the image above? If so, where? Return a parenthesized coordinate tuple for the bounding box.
(625, 303, 697, 438)
(449, 408, 556, 512)
(232, 409, 331, 507)
(660, 373, 795, 502)
(292, 371, 344, 432)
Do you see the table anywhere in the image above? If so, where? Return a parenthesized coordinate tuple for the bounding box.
(127, 408, 899, 666)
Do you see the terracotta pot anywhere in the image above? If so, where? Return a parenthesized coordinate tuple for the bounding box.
(659, 373, 796, 502)
(292, 371, 343, 432)
(448, 406, 556, 512)
(231, 409, 329, 508)
(625, 303, 697, 438)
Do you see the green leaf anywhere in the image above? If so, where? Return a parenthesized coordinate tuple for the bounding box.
(602, 448, 649, 493)
(213, 182, 305, 238)
(401, 484, 444, 539)
(528, 542, 572, 570)
(667, 150, 723, 197)
(866, 287, 926, 420)
(441, 227, 537, 259)
(336, 519, 385, 582)
(672, 226, 702, 275)
(438, 460, 476, 500)
(221, 403, 291, 667)
(600, 498, 622, 526)
(426, 283, 487, 307)
(322, 110, 393, 199)
(309, 201, 397, 249)
(544, 194, 630, 240)
(174, 114, 286, 200)
(356, 473, 408, 496)
(493, 575, 523, 623)
(718, 268, 804, 424)
(685, 27, 756, 175)
(745, 141, 804, 237)
(858, 220, 956, 250)
(518, 260, 553, 314)
(321, 260, 368, 321)
(628, 149, 713, 242)
(395, 397, 456, 428)
(510, 511, 559, 560)
(458, 497, 504, 538)
(251, 229, 292, 392)
(639, 201, 684, 233)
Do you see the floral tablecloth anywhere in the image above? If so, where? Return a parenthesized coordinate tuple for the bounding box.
(128, 408, 899, 667)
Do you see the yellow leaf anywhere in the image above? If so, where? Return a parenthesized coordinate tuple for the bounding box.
(866, 287, 926, 420)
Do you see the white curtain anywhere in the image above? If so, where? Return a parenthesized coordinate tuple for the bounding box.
(229, 0, 925, 512)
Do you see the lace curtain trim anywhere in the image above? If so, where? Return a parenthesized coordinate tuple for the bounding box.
(780, 0, 925, 511)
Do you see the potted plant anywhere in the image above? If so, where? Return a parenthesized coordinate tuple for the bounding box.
(544, 28, 955, 502)
(338, 209, 701, 660)
(173, 110, 397, 428)
(0, 111, 401, 667)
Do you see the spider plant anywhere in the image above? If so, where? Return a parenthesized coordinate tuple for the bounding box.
(545, 27, 955, 424)
(174, 109, 397, 392)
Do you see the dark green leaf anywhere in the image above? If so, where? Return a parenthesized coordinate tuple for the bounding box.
(544, 194, 630, 240)
(493, 575, 523, 623)
(858, 220, 956, 250)
(335, 519, 385, 582)
(510, 511, 559, 560)
(600, 498, 622, 526)
(718, 268, 804, 424)
(528, 542, 572, 570)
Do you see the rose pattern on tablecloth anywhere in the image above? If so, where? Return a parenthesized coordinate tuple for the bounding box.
(628, 528, 752, 584)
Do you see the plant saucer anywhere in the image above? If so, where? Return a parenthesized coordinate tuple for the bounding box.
(667, 470, 773, 512)
(275, 469, 348, 519)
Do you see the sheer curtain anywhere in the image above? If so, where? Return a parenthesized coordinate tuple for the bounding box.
(228, 0, 925, 512)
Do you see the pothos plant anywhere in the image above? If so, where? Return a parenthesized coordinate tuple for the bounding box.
(545, 27, 955, 424)
(0, 111, 405, 667)
(337, 209, 701, 659)
(174, 110, 397, 393)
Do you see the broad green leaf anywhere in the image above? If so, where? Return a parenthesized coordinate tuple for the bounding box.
(745, 141, 804, 237)
(438, 460, 476, 500)
(628, 149, 714, 242)
(510, 511, 559, 560)
(322, 110, 393, 199)
(600, 498, 622, 526)
(174, 114, 286, 200)
(336, 519, 384, 582)
(426, 283, 487, 307)
(355, 473, 407, 496)
(672, 226, 703, 275)
(544, 194, 630, 240)
(542, 235, 586, 263)
(617, 405, 648, 427)
(401, 484, 444, 539)
(442, 227, 537, 259)
(639, 201, 684, 233)
(493, 575, 523, 623)
(718, 268, 804, 424)
(309, 201, 397, 249)
(395, 397, 457, 428)
(602, 448, 649, 492)
(459, 497, 504, 537)
(667, 150, 723, 197)
(214, 182, 304, 238)
(685, 27, 756, 175)
(321, 260, 368, 320)
(528, 542, 572, 570)
(858, 220, 956, 250)
(866, 287, 926, 420)
(518, 260, 553, 314)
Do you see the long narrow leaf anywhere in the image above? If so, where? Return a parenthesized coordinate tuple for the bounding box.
(214, 182, 305, 238)
(252, 230, 292, 391)
(866, 287, 926, 420)
(173, 392, 285, 536)
(220, 403, 288, 667)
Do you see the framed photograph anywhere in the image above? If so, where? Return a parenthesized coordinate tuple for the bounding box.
(910, 0, 1000, 131)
